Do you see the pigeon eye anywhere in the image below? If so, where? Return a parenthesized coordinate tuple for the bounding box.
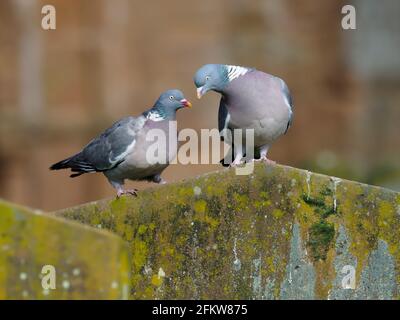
(205, 76, 211, 81)
(169, 95, 174, 100)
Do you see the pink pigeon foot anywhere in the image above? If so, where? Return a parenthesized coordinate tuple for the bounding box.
(117, 189, 138, 198)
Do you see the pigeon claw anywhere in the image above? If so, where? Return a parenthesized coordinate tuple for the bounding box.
(255, 157, 276, 165)
(117, 189, 138, 198)
(229, 159, 244, 168)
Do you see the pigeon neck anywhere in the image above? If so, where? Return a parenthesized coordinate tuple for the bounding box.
(218, 65, 251, 94)
(145, 105, 176, 121)
(226, 65, 251, 82)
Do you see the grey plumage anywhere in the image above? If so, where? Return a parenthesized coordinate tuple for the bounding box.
(51, 116, 144, 176)
(50, 89, 192, 197)
(194, 64, 293, 166)
(280, 79, 294, 134)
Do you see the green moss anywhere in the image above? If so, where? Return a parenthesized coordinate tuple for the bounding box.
(301, 193, 336, 218)
(320, 186, 334, 197)
(302, 194, 326, 207)
(308, 221, 335, 261)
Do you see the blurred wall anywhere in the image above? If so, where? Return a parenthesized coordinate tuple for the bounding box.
(0, 0, 399, 210)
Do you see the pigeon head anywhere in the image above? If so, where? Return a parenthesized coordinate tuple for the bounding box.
(194, 64, 230, 99)
(149, 89, 192, 120)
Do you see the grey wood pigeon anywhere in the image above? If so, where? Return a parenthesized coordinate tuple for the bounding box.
(50, 89, 192, 197)
(194, 64, 293, 166)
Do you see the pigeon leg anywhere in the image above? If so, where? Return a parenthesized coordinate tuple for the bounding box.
(230, 148, 244, 167)
(257, 145, 276, 165)
(110, 180, 138, 198)
(117, 188, 138, 198)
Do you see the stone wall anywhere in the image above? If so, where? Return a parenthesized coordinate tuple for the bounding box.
(0, 199, 130, 299)
(56, 163, 400, 299)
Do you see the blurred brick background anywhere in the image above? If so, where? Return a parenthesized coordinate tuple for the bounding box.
(0, 0, 399, 210)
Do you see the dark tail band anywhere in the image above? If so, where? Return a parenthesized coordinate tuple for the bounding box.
(50, 153, 95, 178)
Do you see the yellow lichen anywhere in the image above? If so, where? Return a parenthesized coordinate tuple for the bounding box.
(151, 275, 163, 286)
(193, 200, 207, 214)
(272, 209, 284, 219)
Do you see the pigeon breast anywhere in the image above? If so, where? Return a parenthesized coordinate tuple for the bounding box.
(105, 118, 177, 182)
(222, 70, 292, 147)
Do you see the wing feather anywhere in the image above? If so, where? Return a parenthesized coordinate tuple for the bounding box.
(50, 116, 146, 177)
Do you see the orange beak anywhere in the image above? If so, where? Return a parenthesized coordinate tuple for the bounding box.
(180, 98, 192, 108)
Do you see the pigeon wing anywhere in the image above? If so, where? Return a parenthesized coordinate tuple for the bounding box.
(50, 116, 146, 177)
(81, 116, 145, 171)
(218, 98, 232, 142)
(218, 98, 237, 166)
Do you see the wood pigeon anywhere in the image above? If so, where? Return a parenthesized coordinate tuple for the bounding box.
(194, 64, 293, 166)
(50, 89, 192, 197)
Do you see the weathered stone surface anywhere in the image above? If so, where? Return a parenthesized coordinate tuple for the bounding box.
(0, 199, 130, 299)
(280, 223, 316, 299)
(56, 163, 400, 299)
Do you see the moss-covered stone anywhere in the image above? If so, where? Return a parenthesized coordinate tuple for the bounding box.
(55, 163, 400, 300)
(0, 199, 130, 299)
(308, 221, 335, 261)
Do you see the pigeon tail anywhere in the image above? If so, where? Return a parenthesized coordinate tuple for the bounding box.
(50, 153, 96, 178)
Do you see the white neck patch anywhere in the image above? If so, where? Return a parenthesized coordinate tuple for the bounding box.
(227, 65, 250, 82)
(146, 111, 164, 122)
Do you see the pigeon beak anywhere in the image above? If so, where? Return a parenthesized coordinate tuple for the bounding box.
(180, 98, 192, 108)
(197, 87, 204, 99)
